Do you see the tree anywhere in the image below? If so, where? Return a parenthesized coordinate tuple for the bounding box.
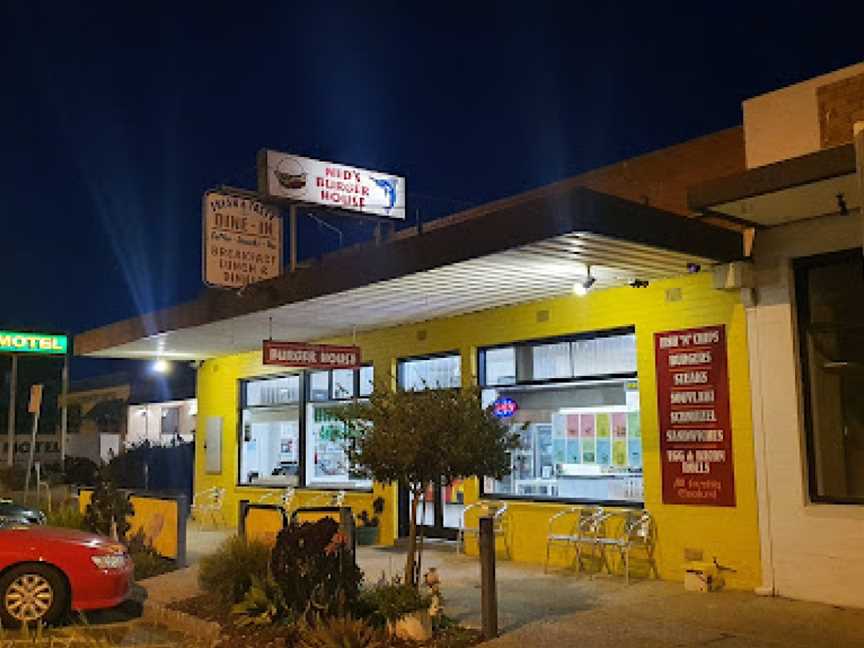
(84, 465, 134, 540)
(336, 385, 519, 586)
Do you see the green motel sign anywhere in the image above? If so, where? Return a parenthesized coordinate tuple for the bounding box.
(0, 331, 68, 355)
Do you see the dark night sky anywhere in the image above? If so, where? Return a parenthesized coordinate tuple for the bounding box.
(1, 1, 862, 379)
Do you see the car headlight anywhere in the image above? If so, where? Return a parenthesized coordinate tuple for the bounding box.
(91, 553, 128, 570)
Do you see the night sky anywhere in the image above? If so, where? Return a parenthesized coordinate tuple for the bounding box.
(2, 1, 862, 379)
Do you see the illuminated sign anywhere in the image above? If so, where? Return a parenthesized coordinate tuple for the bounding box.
(492, 397, 518, 418)
(259, 150, 406, 220)
(263, 340, 362, 370)
(0, 331, 68, 355)
(203, 191, 283, 289)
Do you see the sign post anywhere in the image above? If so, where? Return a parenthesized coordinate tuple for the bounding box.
(655, 325, 735, 506)
(24, 384, 43, 503)
(6, 355, 16, 467)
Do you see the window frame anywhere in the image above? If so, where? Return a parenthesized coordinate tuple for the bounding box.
(236, 368, 374, 492)
(237, 371, 305, 489)
(397, 351, 462, 391)
(477, 327, 643, 507)
(794, 248, 864, 506)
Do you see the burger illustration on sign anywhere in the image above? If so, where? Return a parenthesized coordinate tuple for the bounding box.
(274, 157, 307, 191)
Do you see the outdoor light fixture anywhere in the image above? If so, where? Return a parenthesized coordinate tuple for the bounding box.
(573, 267, 597, 297)
(152, 359, 169, 374)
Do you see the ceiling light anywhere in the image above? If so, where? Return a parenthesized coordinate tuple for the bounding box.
(573, 268, 597, 297)
(152, 359, 170, 374)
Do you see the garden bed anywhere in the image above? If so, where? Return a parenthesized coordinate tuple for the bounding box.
(168, 588, 483, 647)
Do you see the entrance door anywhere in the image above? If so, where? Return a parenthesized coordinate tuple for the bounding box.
(398, 478, 465, 540)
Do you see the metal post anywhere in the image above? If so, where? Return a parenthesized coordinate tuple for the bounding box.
(60, 354, 68, 467)
(479, 515, 498, 639)
(6, 355, 17, 467)
(289, 204, 297, 272)
(24, 395, 41, 504)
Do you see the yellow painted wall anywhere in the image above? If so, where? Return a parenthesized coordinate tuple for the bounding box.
(195, 271, 760, 589)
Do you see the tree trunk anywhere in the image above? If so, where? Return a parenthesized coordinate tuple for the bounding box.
(405, 486, 421, 586)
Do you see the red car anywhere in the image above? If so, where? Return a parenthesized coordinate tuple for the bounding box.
(0, 524, 133, 627)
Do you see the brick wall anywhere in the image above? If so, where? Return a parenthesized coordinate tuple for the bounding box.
(818, 72, 864, 149)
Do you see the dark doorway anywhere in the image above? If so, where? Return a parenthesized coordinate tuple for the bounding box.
(398, 478, 464, 540)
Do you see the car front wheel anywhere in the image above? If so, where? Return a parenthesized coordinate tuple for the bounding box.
(0, 564, 68, 627)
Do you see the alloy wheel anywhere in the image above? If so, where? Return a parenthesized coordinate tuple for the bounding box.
(4, 574, 54, 623)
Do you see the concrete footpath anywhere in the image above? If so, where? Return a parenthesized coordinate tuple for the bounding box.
(138, 536, 864, 647)
(361, 544, 864, 647)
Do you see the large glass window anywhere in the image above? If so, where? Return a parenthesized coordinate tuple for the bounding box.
(480, 329, 643, 503)
(398, 353, 461, 391)
(239, 375, 301, 486)
(796, 250, 864, 504)
(305, 366, 373, 489)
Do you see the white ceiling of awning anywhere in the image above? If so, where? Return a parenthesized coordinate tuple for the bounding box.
(86, 232, 717, 360)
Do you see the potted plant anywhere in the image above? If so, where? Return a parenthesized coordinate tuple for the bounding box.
(359, 577, 433, 641)
(355, 496, 385, 545)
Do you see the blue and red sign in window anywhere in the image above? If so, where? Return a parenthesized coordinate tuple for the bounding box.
(492, 397, 518, 418)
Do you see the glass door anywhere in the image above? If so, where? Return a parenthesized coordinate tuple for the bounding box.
(399, 478, 464, 540)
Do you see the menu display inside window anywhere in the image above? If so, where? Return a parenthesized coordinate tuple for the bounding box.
(655, 325, 735, 506)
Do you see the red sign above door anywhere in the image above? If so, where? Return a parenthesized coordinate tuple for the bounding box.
(262, 340, 362, 370)
(655, 325, 735, 507)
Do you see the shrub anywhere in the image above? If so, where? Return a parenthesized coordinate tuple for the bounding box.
(358, 578, 431, 626)
(199, 535, 271, 605)
(127, 529, 176, 580)
(83, 466, 133, 540)
(270, 518, 362, 618)
(296, 615, 386, 648)
(45, 504, 86, 530)
(0, 466, 27, 492)
(231, 574, 288, 627)
(59, 457, 99, 486)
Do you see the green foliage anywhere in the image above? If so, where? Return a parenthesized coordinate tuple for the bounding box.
(83, 466, 133, 540)
(45, 503, 86, 530)
(198, 535, 271, 605)
(336, 386, 519, 583)
(270, 518, 362, 618)
(296, 615, 387, 648)
(60, 456, 99, 486)
(127, 529, 175, 580)
(231, 574, 289, 627)
(357, 578, 431, 625)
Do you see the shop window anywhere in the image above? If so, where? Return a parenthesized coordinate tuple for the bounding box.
(305, 366, 373, 490)
(795, 250, 864, 504)
(480, 329, 642, 504)
(239, 375, 301, 487)
(359, 365, 374, 396)
(398, 353, 461, 391)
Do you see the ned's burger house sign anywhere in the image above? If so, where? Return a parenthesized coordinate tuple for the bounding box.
(259, 149, 406, 220)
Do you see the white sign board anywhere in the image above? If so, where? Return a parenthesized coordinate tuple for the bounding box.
(259, 150, 406, 220)
(203, 191, 282, 289)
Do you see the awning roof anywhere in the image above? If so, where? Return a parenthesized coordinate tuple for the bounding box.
(688, 144, 859, 226)
(76, 186, 743, 361)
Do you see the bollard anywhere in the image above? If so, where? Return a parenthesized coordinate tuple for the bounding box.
(479, 515, 498, 639)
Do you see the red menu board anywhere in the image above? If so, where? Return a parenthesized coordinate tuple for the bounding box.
(655, 325, 735, 506)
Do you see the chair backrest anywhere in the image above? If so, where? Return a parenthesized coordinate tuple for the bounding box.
(619, 509, 655, 544)
(578, 506, 606, 534)
(547, 505, 581, 535)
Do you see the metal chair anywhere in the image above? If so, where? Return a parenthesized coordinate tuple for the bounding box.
(603, 510, 658, 584)
(544, 505, 583, 572)
(567, 506, 611, 574)
(545, 505, 608, 573)
(456, 501, 509, 558)
(190, 487, 226, 526)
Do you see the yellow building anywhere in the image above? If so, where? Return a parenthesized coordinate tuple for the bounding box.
(77, 139, 761, 590)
